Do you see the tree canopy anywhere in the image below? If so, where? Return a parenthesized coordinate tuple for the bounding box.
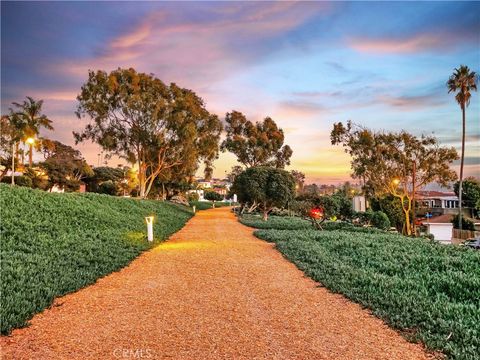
(41, 140, 93, 191)
(204, 190, 224, 202)
(331, 121, 458, 235)
(221, 111, 292, 168)
(454, 177, 480, 218)
(75, 68, 222, 198)
(231, 166, 295, 220)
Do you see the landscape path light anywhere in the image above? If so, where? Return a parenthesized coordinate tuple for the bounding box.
(145, 215, 154, 242)
(193, 205, 196, 214)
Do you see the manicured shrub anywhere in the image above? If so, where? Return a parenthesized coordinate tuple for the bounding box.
(231, 166, 295, 220)
(254, 228, 480, 360)
(371, 210, 390, 230)
(1, 176, 32, 188)
(187, 192, 199, 202)
(0, 184, 192, 334)
(204, 190, 224, 202)
(98, 180, 117, 195)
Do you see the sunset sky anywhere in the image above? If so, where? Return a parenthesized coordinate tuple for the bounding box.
(2, 1, 479, 184)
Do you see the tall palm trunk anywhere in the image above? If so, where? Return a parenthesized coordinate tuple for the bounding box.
(28, 143, 33, 167)
(458, 104, 466, 231)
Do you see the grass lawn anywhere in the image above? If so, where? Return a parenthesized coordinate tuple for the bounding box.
(0, 184, 192, 334)
(242, 215, 480, 360)
(189, 200, 232, 211)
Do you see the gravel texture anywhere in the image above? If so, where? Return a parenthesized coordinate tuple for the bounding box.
(1, 207, 432, 360)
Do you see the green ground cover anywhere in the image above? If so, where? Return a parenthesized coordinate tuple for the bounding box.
(189, 200, 231, 211)
(253, 226, 480, 360)
(0, 184, 192, 334)
(239, 214, 384, 233)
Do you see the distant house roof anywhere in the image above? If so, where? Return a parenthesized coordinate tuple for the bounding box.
(424, 214, 454, 224)
(417, 190, 456, 198)
(423, 214, 480, 225)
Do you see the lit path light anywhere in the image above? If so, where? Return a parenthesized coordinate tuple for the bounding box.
(145, 216, 154, 242)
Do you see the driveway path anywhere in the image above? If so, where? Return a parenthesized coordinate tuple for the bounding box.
(1, 207, 430, 360)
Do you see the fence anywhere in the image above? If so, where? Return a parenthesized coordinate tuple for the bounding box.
(452, 229, 480, 240)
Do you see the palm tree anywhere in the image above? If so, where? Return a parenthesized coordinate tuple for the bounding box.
(447, 65, 478, 231)
(12, 97, 54, 167)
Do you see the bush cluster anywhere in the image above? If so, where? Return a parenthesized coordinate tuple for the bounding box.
(0, 184, 192, 334)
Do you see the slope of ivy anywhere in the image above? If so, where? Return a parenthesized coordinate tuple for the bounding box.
(0, 184, 192, 334)
(255, 228, 480, 360)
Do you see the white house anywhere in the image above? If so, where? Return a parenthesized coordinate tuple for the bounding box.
(417, 191, 459, 213)
(352, 195, 367, 212)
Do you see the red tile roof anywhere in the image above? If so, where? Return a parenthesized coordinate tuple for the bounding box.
(417, 191, 456, 198)
(423, 214, 453, 224)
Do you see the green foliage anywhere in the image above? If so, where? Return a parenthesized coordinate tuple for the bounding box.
(255, 228, 480, 360)
(240, 215, 312, 230)
(1, 176, 32, 188)
(204, 190, 224, 202)
(186, 192, 199, 202)
(451, 214, 475, 231)
(240, 215, 383, 234)
(370, 195, 405, 230)
(232, 166, 295, 219)
(371, 210, 391, 230)
(331, 121, 458, 235)
(84, 166, 128, 195)
(332, 190, 354, 219)
(40, 140, 93, 191)
(0, 184, 192, 334)
(75, 68, 222, 198)
(98, 180, 117, 195)
(189, 200, 230, 210)
(221, 111, 292, 168)
(295, 193, 340, 219)
(454, 177, 480, 217)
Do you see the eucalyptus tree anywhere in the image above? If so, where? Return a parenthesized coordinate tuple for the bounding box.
(331, 121, 458, 235)
(221, 111, 292, 168)
(447, 65, 478, 230)
(75, 68, 222, 198)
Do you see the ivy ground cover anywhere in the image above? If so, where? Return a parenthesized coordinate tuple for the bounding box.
(0, 185, 192, 334)
(253, 227, 480, 360)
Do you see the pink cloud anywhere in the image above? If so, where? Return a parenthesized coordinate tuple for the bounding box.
(50, 3, 331, 89)
(349, 33, 450, 54)
(377, 94, 445, 109)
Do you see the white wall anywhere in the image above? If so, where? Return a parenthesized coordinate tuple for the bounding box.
(427, 223, 452, 241)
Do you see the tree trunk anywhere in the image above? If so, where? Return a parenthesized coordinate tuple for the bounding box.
(28, 143, 33, 167)
(458, 105, 466, 231)
(404, 209, 411, 236)
(412, 161, 416, 236)
(138, 160, 146, 198)
(263, 210, 268, 221)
